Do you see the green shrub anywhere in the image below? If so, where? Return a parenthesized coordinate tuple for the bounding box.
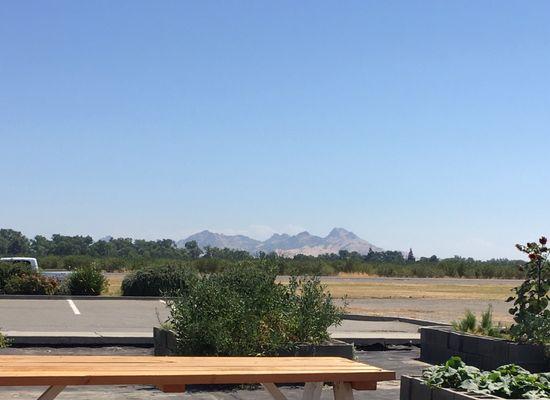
(121, 265, 198, 296)
(452, 306, 502, 338)
(0, 262, 32, 293)
(453, 310, 477, 333)
(67, 266, 107, 295)
(285, 276, 346, 344)
(3, 274, 59, 295)
(166, 264, 344, 356)
(0, 331, 7, 348)
(507, 237, 550, 345)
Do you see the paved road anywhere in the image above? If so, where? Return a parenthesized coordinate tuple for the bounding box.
(0, 298, 421, 343)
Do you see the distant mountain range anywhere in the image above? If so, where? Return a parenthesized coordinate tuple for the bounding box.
(176, 228, 383, 256)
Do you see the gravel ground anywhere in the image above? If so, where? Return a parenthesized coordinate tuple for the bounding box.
(0, 346, 428, 400)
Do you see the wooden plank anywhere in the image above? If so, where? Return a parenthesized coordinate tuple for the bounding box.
(0, 355, 394, 387)
(0, 356, 383, 368)
(333, 382, 354, 400)
(302, 382, 322, 400)
(351, 381, 376, 390)
(262, 383, 288, 400)
(37, 386, 65, 400)
(157, 384, 186, 393)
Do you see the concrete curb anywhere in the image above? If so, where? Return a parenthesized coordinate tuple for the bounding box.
(3, 331, 153, 346)
(343, 313, 450, 327)
(3, 330, 421, 348)
(334, 332, 421, 346)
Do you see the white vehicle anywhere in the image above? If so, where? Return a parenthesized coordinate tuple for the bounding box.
(0, 257, 71, 280)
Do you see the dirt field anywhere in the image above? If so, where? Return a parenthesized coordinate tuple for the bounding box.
(324, 280, 515, 300)
(322, 277, 518, 323)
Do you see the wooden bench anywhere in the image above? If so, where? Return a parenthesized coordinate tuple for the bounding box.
(0, 355, 395, 399)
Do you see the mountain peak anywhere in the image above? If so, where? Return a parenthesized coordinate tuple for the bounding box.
(327, 227, 358, 240)
(177, 228, 382, 256)
(296, 231, 312, 237)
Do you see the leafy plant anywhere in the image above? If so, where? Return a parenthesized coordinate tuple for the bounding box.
(67, 266, 108, 295)
(121, 265, 198, 296)
(166, 263, 345, 356)
(0, 262, 33, 293)
(285, 276, 347, 344)
(423, 356, 550, 399)
(453, 310, 477, 333)
(452, 306, 502, 338)
(3, 273, 59, 295)
(507, 237, 550, 345)
(0, 331, 7, 348)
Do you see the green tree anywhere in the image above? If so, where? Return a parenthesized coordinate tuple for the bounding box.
(0, 229, 31, 256)
(407, 248, 416, 263)
(30, 235, 52, 256)
(184, 240, 203, 259)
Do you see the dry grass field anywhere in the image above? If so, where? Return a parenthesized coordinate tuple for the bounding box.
(324, 280, 515, 300)
(106, 273, 517, 300)
(104, 273, 125, 296)
(104, 273, 519, 323)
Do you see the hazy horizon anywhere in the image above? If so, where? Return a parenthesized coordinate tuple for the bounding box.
(1, 1, 548, 260)
(5, 226, 529, 261)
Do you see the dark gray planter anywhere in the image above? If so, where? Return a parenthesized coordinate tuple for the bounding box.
(420, 326, 549, 372)
(153, 327, 354, 359)
(400, 375, 523, 400)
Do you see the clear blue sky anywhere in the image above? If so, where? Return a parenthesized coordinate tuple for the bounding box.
(1, 1, 549, 259)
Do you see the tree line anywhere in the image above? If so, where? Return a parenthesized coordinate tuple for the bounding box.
(0, 228, 525, 278)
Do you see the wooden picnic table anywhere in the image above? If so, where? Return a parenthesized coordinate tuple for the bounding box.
(0, 355, 395, 399)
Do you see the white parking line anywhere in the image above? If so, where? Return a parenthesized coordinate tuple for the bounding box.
(67, 299, 81, 315)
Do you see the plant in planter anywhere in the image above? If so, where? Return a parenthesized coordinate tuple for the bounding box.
(507, 237, 550, 347)
(165, 263, 346, 356)
(0, 331, 7, 348)
(452, 306, 503, 338)
(422, 356, 550, 399)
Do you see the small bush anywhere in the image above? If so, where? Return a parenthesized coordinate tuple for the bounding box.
(507, 237, 550, 345)
(453, 310, 477, 333)
(67, 266, 107, 295)
(452, 306, 502, 338)
(0, 331, 7, 348)
(167, 264, 344, 356)
(0, 262, 32, 293)
(3, 274, 59, 295)
(121, 265, 198, 296)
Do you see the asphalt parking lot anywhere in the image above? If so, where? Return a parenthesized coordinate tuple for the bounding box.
(0, 298, 168, 332)
(0, 298, 422, 345)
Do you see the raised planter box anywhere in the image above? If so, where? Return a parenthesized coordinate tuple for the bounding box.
(400, 375, 522, 400)
(153, 327, 354, 359)
(420, 326, 549, 372)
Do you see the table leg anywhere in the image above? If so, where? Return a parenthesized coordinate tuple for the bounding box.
(262, 383, 289, 400)
(303, 382, 322, 400)
(333, 382, 354, 400)
(37, 386, 66, 400)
